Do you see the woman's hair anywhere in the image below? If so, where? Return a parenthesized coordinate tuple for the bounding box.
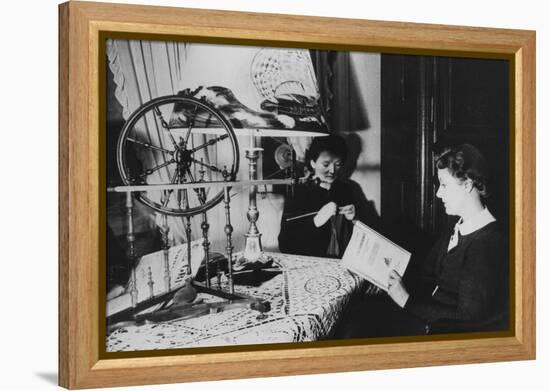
(305, 135, 348, 169)
(436, 144, 490, 198)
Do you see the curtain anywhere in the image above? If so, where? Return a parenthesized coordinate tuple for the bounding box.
(107, 39, 189, 118)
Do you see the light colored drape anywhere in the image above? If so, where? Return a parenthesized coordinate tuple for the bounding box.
(107, 39, 189, 118)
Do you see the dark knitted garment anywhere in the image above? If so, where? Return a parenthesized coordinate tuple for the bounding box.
(278, 179, 355, 258)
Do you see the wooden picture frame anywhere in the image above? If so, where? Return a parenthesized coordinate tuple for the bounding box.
(58, 1, 536, 389)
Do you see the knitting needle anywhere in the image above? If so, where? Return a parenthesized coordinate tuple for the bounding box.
(285, 206, 353, 222)
(285, 211, 318, 222)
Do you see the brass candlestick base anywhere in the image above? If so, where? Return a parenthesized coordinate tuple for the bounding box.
(239, 146, 271, 264)
(239, 232, 271, 264)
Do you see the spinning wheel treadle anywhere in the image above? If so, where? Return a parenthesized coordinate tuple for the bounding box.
(116, 94, 240, 216)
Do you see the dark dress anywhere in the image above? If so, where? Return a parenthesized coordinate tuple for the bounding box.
(403, 220, 509, 332)
(335, 220, 509, 337)
(278, 179, 356, 258)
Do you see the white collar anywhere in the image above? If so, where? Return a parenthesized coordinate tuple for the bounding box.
(456, 207, 496, 235)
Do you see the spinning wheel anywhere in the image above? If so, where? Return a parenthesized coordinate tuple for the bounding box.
(116, 94, 240, 216)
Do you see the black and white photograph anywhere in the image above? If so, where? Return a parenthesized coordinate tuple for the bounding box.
(5, 0, 549, 389)
(104, 39, 511, 353)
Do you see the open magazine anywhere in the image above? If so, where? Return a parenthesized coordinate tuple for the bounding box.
(341, 221, 411, 292)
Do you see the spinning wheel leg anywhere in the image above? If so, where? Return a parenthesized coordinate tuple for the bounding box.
(201, 212, 211, 288)
(222, 166, 235, 294)
(125, 191, 139, 307)
(160, 212, 171, 292)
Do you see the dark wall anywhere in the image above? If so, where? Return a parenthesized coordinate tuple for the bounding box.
(381, 54, 510, 254)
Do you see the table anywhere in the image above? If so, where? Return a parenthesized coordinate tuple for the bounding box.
(106, 252, 364, 352)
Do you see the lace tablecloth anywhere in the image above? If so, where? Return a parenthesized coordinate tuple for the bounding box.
(106, 252, 363, 352)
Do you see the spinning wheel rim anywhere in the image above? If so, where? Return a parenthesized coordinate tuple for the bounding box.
(116, 95, 240, 216)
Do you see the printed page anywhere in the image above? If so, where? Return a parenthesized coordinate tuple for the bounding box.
(341, 221, 411, 291)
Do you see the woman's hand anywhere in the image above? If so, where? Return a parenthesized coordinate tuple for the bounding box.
(387, 269, 410, 308)
(313, 201, 338, 227)
(339, 204, 356, 221)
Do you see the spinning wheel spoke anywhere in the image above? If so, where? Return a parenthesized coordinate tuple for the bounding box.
(161, 167, 180, 208)
(191, 158, 223, 174)
(127, 137, 173, 154)
(161, 195, 172, 208)
(153, 106, 178, 149)
(176, 188, 185, 210)
(185, 168, 196, 183)
(171, 166, 180, 184)
(161, 190, 171, 208)
(183, 105, 199, 148)
(138, 159, 175, 178)
(198, 192, 207, 205)
(189, 134, 229, 153)
(194, 186, 207, 205)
